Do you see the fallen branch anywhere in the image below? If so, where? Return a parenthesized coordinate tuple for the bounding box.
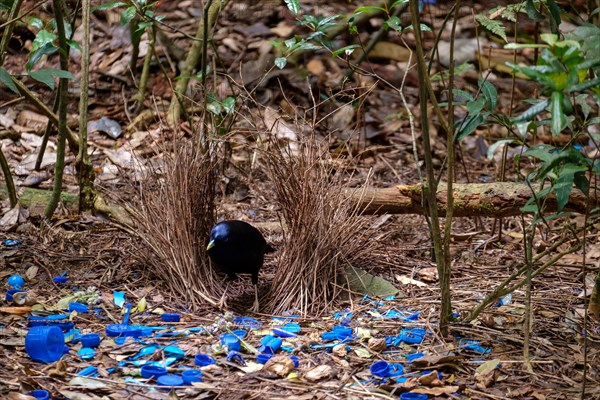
(352, 182, 598, 217)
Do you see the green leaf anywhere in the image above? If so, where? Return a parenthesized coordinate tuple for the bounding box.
(479, 78, 498, 111)
(28, 17, 44, 29)
(525, 0, 545, 22)
(523, 144, 555, 164)
(29, 68, 74, 90)
(550, 91, 566, 135)
(92, 1, 126, 12)
(283, 0, 301, 14)
(274, 57, 287, 69)
(554, 173, 574, 211)
(27, 42, 58, 71)
(331, 44, 359, 57)
(567, 76, 600, 93)
(513, 99, 550, 123)
(222, 97, 236, 115)
(475, 14, 508, 42)
(573, 172, 589, 195)
(390, 0, 409, 7)
(354, 6, 387, 14)
(546, 0, 561, 33)
(67, 39, 81, 52)
(466, 97, 486, 114)
(455, 113, 486, 142)
(0, 67, 19, 94)
(504, 42, 548, 50)
(452, 88, 474, 102)
(207, 100, 222, 115)
(120, 6, 137, 25)
(487, 138, 515, 161)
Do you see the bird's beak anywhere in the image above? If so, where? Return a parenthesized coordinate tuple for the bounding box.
(207, 240, 215, 251)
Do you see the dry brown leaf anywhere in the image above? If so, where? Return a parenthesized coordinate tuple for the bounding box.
(304, 365, 333, 382)
(412, 386, 460, 396)
(264, 356, 295, 377)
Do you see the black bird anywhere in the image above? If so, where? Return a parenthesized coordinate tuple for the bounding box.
(206, 220, 274, 312)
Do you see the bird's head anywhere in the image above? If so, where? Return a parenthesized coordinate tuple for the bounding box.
(206, 223, 230, 251)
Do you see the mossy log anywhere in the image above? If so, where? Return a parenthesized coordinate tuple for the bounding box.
(351, 182, 597, 217)
(1, 182, 597, 222)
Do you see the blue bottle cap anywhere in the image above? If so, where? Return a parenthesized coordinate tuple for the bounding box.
(106, 324, 142, 338)
(157, 374, 184, 386)
(25, 326, 65, 363)
(370, 360, 390, 377)
(140, 364, 168, 379)
(232, 329, 247, 339)
(221, 333, 241, 352)
(68, 302, 89, 313)
(194, 353, 215, 367)
(25, 390, 50, 400)
(388, 363, 404, 377)
(80, 333, 101, 348)
(7, 274, 25, 289)
(256, 353, 272, 364)
(182, 369, 202, 384)
(161, 313, 180, 322)
(400, 328, 426, 344)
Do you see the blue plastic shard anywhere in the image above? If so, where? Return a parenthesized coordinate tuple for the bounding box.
(113, 291, 126, 308)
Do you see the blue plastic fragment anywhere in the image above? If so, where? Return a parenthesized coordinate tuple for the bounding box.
(194, 353, 215, 366)
(5, 289, 25, 302)
(7, 274, 25, 289)
(25, 390, 49, 400)
(164, 345, 185, 359)
(271, 315, 300, 323)
(161, 313, 180, 322)
(113, 291, 126, 308)
(400, 328, 426, 344)
(227, 350, 246, 366)
(290, 355, 299, 368)
(406, 352, 425, 362)
(273, 327, 297, 338)
(132, 345, 160, 360)
(281, 323, 301, 333)
(234, 317, 262, 329)
(77, 347, 96, 360)
(459, 339, 491, 354)
(77, 366, 98, 376)
(28, 315, 73, 331)
(53, 276, 68, 284)
(122, 302, 132, 325)
(400, 393, 428, 400)
(4, 239, 22, 248)
(68, 302, 89, 313)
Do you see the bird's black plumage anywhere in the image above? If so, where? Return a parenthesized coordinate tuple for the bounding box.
(206, 220, 274, 311)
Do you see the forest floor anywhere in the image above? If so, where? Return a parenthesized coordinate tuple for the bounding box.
(0, 0, 599, 399)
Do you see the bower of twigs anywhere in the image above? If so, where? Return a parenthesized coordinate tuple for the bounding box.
(126, 138, 220, 310)
(262, 138, 378, 315)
